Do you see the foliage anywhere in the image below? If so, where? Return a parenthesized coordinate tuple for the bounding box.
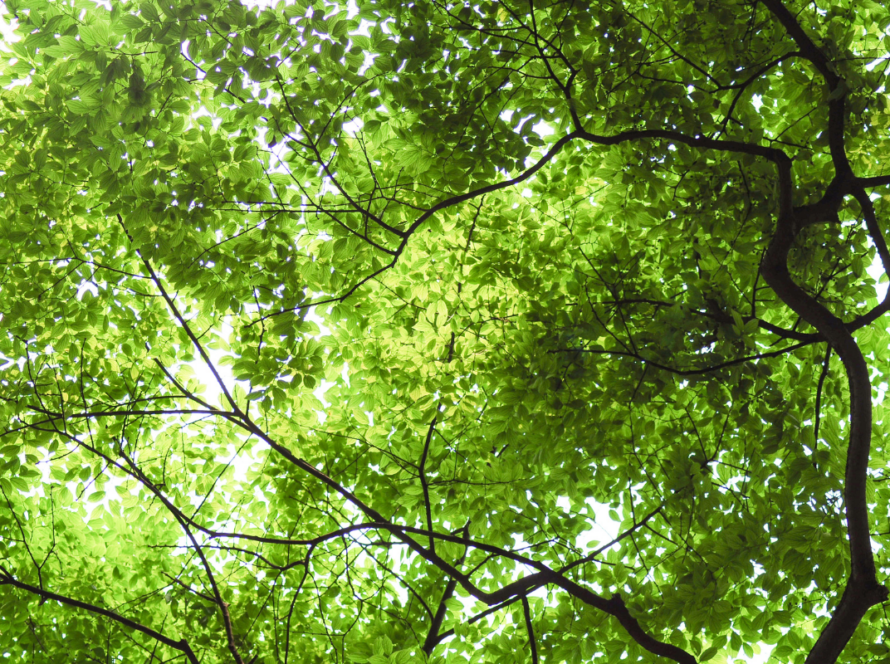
(2, 0, 890, 662)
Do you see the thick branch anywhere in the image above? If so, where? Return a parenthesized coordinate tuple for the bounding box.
(761, 168, 888, 664)
(422, 575, 460, 655)
(759, 0, 838, 86)
(422, 523, 470, 655)
(0, 567, 200, 664)
(760, 0, 850, 176)
(521, 597, 539, 664)
(576, 128, 788, 163)
(859, 175, 890, 189)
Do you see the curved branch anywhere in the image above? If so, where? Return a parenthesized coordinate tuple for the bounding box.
(0, 567, 200, 664)
(761, 163, 888, 664)
(756, 20, 890, 660)
(759, 0, 838, 86)
(419, 417, 437, 553)
(576, 128, 787, 162)
(851, 186, 890, 285)
(760, 0, 851, 177)
(253, 124, 788, 327)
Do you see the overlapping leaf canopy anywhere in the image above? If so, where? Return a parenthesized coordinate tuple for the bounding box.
(2, 0, 890, 662)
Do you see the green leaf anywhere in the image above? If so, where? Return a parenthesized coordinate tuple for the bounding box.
(0, 2, 887, 663)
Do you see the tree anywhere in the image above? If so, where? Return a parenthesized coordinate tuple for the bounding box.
(2, 0, 890, 661)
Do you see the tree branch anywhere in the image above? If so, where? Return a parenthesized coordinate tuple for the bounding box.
(521, 596, 539, 664)
(0, 567, 200, 664)
(761, 132, 888, 664)
(813, 345, 832, 469)
(419, 417, 437, 553)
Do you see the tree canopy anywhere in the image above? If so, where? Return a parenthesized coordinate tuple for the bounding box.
(2, 0, 890, 662)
